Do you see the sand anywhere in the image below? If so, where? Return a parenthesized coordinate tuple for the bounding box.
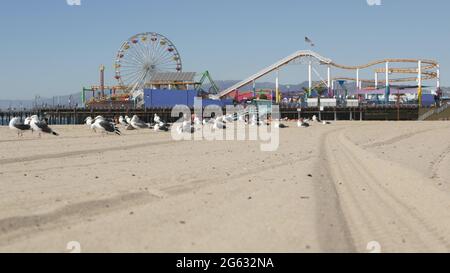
(0, 121, 450, 253)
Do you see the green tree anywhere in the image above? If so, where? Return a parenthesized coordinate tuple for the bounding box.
(315, 85, 328, 111)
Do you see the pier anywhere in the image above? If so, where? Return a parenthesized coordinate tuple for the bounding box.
(0, 105, 419, 126)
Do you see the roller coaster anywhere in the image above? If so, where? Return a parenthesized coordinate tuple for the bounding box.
(217, 50, 440, 105)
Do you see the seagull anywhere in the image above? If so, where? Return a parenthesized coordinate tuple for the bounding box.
(119, 116, 129, 126)
(130, 115, 149, 129)
(154, 122, 170, 132)
(9, 117, 31, 137)
(91, 118, 121, 135)
(213, 117, 226, 130)
(24, 117, 32, 125)
(85, 116, 93, 127)
(154, 114, 161, 124)
(125, 115, 132, 124)
(30, 115, 59, 137)
(312, 115, 322, 123)
(298, 119, 310, 128)
(177, 120, 195, 134)
(273, 120, 288, 128)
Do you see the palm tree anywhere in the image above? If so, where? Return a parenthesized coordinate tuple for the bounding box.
(315, 85, 328, 111)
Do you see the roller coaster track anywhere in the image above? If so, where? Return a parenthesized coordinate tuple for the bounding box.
(217, 50, 439, 98)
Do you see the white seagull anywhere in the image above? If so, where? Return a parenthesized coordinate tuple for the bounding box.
(154, 121, 169, 132)
(312, 115, 322, 123)
(176, 118, 195, 134)
(298, 119, 310, 128)
(154, 114, 161, 124)
(85, 116, 93, 127)
(273, 120, 288, 128)
(213, 117, 226, 130)
(24, 117, 32, 125)
(9, 117, 31, 137)
(119, 116, 129, 126)
(130, 115, 149, 129)
(30, 115, 59, 137)
(91, 117, 121, 135)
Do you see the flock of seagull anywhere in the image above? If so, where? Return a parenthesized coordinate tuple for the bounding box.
(9, 115, 59, 137)
(8, 112, 329, 138)
(84, 114, 170, 135)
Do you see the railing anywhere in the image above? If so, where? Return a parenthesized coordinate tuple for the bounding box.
(418, 102, 450, 121)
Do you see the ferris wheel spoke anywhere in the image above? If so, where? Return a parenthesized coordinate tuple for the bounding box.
(135, 69, 151, 88)
(121, 71, 141, 83)
(121, 56, 143, 69)
(143, 39, 153, 62)
(120, 56, 142, 65)
(129, 37, 148, 62)
(126, 46, 147, 63)
(156, 64, 178, 70)
(153, 58, 176, 69)
(152, 41, 169, 65)
(154, 52, 175, 64)
(152, 50, 174, 66)
(124, 70, 147, 88)
(134, 42, 150, 64)
(126, 50, 146, 66)
(119, 70, 143, 79)
(149, 38, 159, 62)
(152, 51, 176, 67)
(140, 40, 153, 62)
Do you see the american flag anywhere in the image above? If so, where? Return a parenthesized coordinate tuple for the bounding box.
(305, 37, 315, 47)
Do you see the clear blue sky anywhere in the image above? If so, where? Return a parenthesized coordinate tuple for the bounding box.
(0, 0, 449, 99)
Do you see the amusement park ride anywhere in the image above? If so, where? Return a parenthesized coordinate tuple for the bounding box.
(83, 32, 440, 109)
(217, 50, 441, 106)
(83, 32, 221, 108)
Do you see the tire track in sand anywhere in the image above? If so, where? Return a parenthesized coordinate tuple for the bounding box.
(325, 129, 450, 252)
(314, 128, 356, 252)
(0, 154, 315, 247)
(0, 140, 174, 165)
(430, 145, 450, 180)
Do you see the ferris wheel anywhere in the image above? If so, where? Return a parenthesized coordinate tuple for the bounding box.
(114, 32, 182, 91)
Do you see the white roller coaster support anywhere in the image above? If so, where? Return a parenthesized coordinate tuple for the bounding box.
(327, 66, 331, 89)
(356, 69, 360, 89)
(252, 80, 256, 97)
(375, 72, 378, 89)
(386, 61, 390, 87)
(437, 64, 440, 89)
(418, 60, 422, 89)
(275, 69, 280, 103)
(308, 61, 312, 95)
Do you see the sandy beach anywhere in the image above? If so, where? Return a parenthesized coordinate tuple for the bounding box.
(0, 121, 450, 253)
